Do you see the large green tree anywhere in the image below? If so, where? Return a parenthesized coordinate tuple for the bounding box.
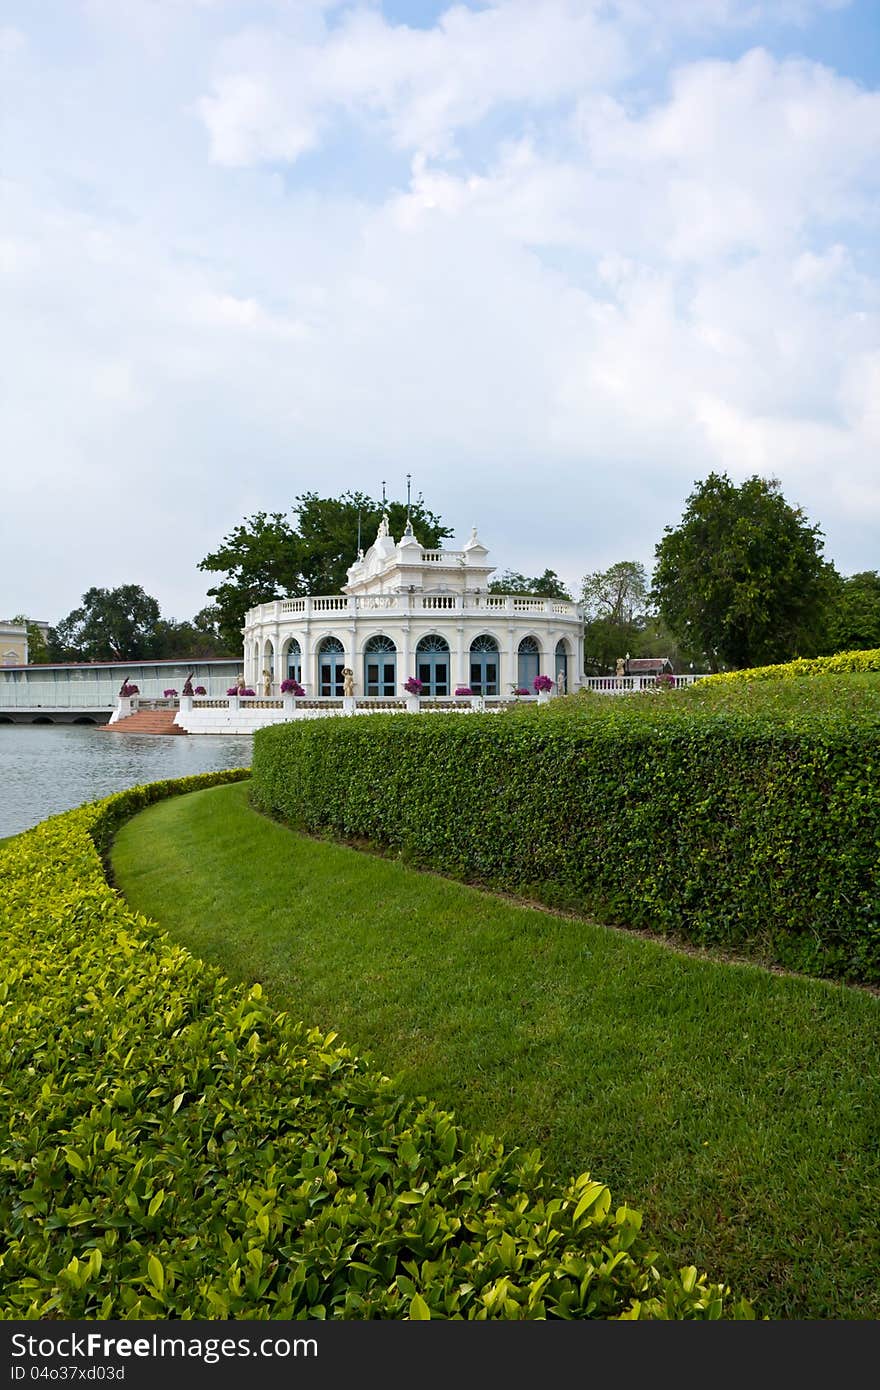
(199, 490, 452, 650)
(50, 586, 163, 662)
(652, 473, 830, 671)
(489, 569, 572, 600)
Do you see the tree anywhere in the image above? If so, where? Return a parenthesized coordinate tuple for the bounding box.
(50, 585, 163, 662)
(823, 571, 880, 654)
(652, 473, 829, 671)
(580, 561, 649, 674)
(199, 490, 452, 651)
(489, 569, 572, 600)
(10, 615, 49, 664)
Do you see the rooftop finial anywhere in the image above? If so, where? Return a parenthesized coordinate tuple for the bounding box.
(406, 472, 412, 519)
(357, 510, 363, 560)
(381, 479, 387, 507)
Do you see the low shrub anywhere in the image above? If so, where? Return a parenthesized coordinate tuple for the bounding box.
(252, 687, 880, 983)
(0, 775, 750, 1319)
(701, 648, 880, 685)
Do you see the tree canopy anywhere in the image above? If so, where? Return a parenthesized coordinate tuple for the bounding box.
(48, 591, 230, 663)
(488, 569, 572, 600)
(580, 561, 652, 674)
(199, 490, 452, 650)
(823, 570, 880, 654)
(651, 473, 830, 671)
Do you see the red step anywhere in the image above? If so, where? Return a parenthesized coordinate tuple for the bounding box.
(104, 709, 186, 735)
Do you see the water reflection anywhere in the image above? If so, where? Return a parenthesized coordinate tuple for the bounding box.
(0, 725, 253, 839)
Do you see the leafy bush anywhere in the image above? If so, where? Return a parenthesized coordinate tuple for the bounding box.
(0, 775, 750, 1320)
(701, 648, 880, 685)
(251, 686, 880, 984)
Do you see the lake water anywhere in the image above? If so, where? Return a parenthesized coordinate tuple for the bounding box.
(0, 725, 254, 840)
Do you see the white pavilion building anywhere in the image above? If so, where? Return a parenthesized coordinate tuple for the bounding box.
(242, 517, 584, 699)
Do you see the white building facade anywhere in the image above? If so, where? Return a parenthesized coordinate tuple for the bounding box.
(242, 519, 584, 699)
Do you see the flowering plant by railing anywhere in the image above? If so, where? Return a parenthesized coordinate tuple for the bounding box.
(654, 672, 676, 689)
(193, 686, 206, 695)
(454, 686, 473, 696)
(281, 678, 305, 696)
(227, 686, 256, 697)
(403, 677, 424, 695)
(163, 689, 178, 698)
(513, 687, 530, 696)
(533, 674, 554, 693)
(119, 683, 139, 697)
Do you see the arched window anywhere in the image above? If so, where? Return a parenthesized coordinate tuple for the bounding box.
(555, 639, 569, 693)
(364, 634, 396, 696)
(287, 638, 302, 685)
(470, 634, 499, 695)
(318, 635, 345, 697)
(517, 636, 540, 691)
(416, 634, 450, 696)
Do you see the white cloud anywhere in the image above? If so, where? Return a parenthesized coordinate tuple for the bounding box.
(1, 0, 878, 624)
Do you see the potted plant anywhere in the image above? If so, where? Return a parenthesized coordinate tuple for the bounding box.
(163, 688, 178, 699)
(193, 685, 206, 696)
(280, 678, 305, 696)
(533, 673, 553, 704)
(403, 675, 423, 711)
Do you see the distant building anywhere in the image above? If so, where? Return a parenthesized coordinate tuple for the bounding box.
(624, 657, 673, 676)
(243, 517, 585, 697)
(1, 621, 29, 666)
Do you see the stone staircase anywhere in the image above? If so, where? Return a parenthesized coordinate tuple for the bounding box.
(104, 708, 186, 736)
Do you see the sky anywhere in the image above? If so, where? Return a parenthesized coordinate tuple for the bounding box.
(2, 0, 879, 627)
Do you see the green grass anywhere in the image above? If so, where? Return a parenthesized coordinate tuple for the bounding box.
(110, 779, 880, 1320)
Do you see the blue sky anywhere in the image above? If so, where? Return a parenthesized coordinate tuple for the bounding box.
(1, 0, 878, 624)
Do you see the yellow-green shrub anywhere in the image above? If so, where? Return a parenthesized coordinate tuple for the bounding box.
(0, 773, 751, 1320)
(700, 648, 880, 685)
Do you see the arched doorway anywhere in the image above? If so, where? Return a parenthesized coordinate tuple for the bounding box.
(416, 634, 450, 696)
(364, 635, 397, 696)
(555, 639, 569, 693)
(287, 639, 302, 685)
(517, 636, 540, 691)
(317, 636, 345, 696)
(470, 634, 499, 695)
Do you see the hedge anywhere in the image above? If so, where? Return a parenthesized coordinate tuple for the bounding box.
(700, 647, 880, 685)
(251, 691, 880, 984)
(0, 773, 751, 1319)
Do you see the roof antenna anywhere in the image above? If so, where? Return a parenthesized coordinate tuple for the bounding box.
(406, 472, 412, 519)
(356, 510, 363, 559)
(381, 479, 387, 507)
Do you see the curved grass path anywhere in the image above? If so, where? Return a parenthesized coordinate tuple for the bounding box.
(110, 780, 880, 1320)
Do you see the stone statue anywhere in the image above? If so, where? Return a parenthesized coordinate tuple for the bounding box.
(377, 513, 390, 539)
(236, 673, 247, 692)
(182, 671, 194, 696)
(342, 667, 354, 697)
(616, 657, 626, 678)
(557, 669, 565, 696)
(262, 668, 272, 696)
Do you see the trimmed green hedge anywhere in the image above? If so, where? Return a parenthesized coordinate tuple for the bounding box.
(700, 647, 880, 685)
(0, 773, 751, 1319)
(251, 692, 880, 984)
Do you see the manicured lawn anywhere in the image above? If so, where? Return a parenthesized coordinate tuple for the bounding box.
(111, 779, 880, 1320)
